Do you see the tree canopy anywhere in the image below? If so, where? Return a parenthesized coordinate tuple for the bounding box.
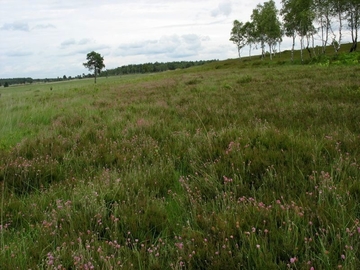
(230, 0, 360, 61)
(230, 20, 247, 59)
(83, 51, 105, 83)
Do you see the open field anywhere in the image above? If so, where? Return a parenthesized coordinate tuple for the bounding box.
(1, 57, 360, 269)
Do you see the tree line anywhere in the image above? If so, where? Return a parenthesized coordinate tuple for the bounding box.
(82, 51, 218, 83)
(99, 60, 218, 77)
(0, 60, 218, 86)
(0, 76, 85, 87)
(230, 0, 360, 62)
(0, 78, 33, 87)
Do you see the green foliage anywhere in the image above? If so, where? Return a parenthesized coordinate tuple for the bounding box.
(1, 63, 360, 268)
(251, 0, 282, 59)
(83, 51, 105, 83)
(237, 75, 253, 83)
(0, 78, 33, 86)
(101, 60, 218, 76)
(332, 51, 360, 65)
(309, 51, 360, 66)
(230, 20, 247, 58)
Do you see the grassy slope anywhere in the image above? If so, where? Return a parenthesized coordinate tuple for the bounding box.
(1, 53, 360, 269)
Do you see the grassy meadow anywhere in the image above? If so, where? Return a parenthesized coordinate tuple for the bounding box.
(1, 52, 360, 269)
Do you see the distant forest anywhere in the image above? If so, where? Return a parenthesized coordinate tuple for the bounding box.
(0, 60, 218, 87)
(100, 60, 218, 77)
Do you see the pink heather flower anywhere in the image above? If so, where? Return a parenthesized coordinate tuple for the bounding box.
(176, 242, 184, 249)
(310, 267, 315, 270)
(290, 257, 297, 264)
(223, 176, 233, 183)
(341, 254, 345, 260)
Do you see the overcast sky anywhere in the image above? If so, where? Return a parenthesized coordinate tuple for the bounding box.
(0, 0, 341, 79)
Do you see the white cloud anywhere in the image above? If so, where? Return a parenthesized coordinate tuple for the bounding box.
(7, 51, 33, 57)
(211, 1, 232, 17)
(117, 34, 207, 59)
(32, 23, 56, 30)
(59, 38, 110, 53)
(0, 21, 30, 32)
(78, 38, 92, 45)
(60, 39, 76, 48)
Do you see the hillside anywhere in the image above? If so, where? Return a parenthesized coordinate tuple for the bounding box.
(0, 57, 360, 268)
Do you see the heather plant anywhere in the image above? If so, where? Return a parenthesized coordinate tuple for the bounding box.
(0, 61, 360, 269)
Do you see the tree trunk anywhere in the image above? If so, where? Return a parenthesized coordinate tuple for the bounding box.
(323, 12, 330, 54)
(350, 27, 357, 52)
(94, 67, 97, 83)
(312, 34, 316, 57)
(350, 13, 358, 52)
(351, 18, 358, 52)
(350, 39, 358, 52)
(278, 42, 281, 58)
(291, 35, 295, 63)
(306, 35, 312, 58)
(320, 17, 325, 53)
(337, 4, 343, 53)
(300, 35, 304, 64)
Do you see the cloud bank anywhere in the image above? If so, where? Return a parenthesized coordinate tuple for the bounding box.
(117, 34, 208, 59)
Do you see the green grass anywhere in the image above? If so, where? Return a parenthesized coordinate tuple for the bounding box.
(1, 52, 360, 269)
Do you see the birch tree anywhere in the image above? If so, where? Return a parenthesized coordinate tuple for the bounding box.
(330, 0, 347, 53)
(230, 20, 247, 59)
(251, 0, 282, 60)
(313, 0, 333, 54)
(280, 0, 315, 63)
(347, 0, 360, 52)
(244, 21, 256, 58)
(281, 0, 298, 62)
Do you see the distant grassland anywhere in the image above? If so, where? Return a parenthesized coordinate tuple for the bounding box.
(0, 58, 360, 269)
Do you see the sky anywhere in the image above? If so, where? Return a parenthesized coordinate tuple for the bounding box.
(0, 0, 276, 79)
(0, 0, 344, 79)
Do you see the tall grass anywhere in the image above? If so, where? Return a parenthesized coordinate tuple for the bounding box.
(0, 61, 360, 268)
